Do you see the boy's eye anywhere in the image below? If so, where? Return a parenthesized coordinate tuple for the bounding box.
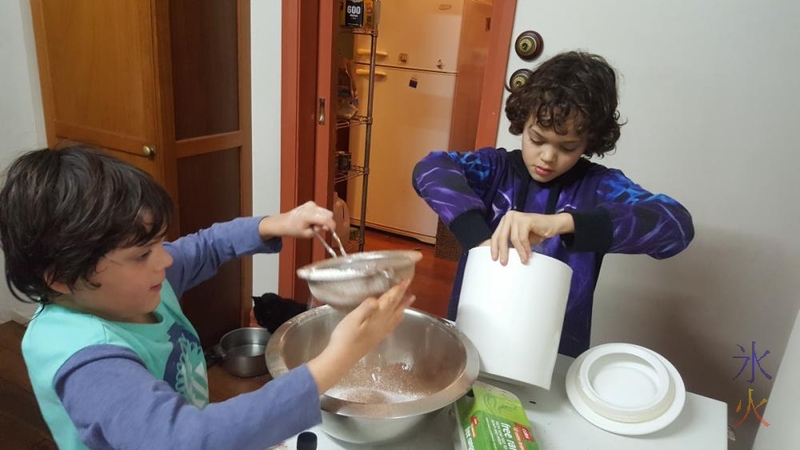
(529, 137, 544, 145)
(137, 250, 152, 261)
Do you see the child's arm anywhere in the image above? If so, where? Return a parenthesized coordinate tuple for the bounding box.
(166, 202, 336, 297)
(164, 216, 280, 297)
(412, 148, 506, 250)
(55, 281, 413, 449)
(57, 347, 321, 449)
(490, 169, 694, 263)
(564, 169, 694, 258)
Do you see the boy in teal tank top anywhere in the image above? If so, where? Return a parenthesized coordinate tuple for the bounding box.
(0, 146, 415, 449)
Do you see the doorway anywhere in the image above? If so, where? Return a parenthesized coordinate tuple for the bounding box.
(278, 0, 517, 301)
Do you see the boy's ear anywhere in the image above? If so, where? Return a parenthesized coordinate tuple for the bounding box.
(48, 281, 72, 295)
(45, 271, 72, 295)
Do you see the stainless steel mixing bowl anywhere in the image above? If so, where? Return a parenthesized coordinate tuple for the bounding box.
(265, 306, 479, 444)
(296, 250, 422, 309)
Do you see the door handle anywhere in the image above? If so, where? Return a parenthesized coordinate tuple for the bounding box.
(318, 98, 325, 124)
(355, 68, 387, 77)
(142, 145, 156, 158)
(356, 48, 388, 57)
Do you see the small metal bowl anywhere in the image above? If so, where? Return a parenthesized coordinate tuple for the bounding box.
(296, 250, 422, 309)
(216, 327, 272, 377)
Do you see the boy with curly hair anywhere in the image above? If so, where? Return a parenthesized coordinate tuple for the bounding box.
(0, 146, 414, 449)
(413, 51, 694, 357)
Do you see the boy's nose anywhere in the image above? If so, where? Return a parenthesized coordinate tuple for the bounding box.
(162, 251, 174, 269)
(156, 245, 173, 269)
(540, 146, 557, 162)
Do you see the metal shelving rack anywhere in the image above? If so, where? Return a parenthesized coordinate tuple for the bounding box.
(333, 164, 366, 184)
(336, 22, 378, 252)
(335, 114, 371, 130)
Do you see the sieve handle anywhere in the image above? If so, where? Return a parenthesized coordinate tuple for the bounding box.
(312, 229, 338, 258)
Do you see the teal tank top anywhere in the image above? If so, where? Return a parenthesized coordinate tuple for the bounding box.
(21, 282, 209, 450)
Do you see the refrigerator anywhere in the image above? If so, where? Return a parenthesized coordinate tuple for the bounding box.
(347, 0, 465, 244)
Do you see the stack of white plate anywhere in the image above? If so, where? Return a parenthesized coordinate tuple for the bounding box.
(565, 343, 686, 435)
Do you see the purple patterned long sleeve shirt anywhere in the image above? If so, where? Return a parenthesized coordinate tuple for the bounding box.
(412, 147, 694, 356)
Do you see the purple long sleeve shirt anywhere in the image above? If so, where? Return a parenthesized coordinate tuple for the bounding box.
(413, 148, 694, 356)
(52, 217, 321, 449)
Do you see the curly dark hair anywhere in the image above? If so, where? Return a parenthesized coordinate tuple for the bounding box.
(0, 146, 173, 304)
(505, 51, 623, 157)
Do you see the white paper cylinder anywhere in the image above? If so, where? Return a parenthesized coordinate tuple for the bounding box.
(456, 246, 572, 389)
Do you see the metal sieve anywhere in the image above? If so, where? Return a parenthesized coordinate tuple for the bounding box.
(296, 250, 422, 309)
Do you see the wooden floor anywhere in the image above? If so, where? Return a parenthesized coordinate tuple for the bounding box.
(0, 321, 57, 449)
(360, 228, 457, 318)
(0, 228, 457, 447)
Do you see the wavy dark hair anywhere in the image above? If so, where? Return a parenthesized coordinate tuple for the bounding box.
(505, 51, 623, 157)
(0, 146, 173, 304)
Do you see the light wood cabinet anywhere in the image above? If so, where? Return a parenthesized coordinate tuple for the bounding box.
(30, 0, 253, 347)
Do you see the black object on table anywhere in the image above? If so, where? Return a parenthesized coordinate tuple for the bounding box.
(297, 431, 318, 450)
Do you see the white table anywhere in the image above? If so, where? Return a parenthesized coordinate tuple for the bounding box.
(279, 355, 727, 449)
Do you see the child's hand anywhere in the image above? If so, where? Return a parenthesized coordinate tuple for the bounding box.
(491, 212, 574, 265)
(258, 201, 337, 240)
(306, 280, 415, 393)
(328, 279, 414, 358)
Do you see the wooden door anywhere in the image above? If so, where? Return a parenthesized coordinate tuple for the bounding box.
(279, 0, 338, 302)
(30, 0, 165, 184)
(30, 0, 253, 347)
(167, 0, 253, 346)
(475, 0, 519, 147)
(313, 2, 338, 262)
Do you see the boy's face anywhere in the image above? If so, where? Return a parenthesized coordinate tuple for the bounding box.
(521, 116, 589, 183)
(52, 237, 173, 323)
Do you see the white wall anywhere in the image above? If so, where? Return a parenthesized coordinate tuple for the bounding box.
(250, 1, 283, 297)
(0, 0, 47, 323)
(496, 2, 800, 449)
(753, 309, 800, 449)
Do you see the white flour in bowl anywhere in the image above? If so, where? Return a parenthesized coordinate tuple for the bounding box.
(326, 360, 439, 404)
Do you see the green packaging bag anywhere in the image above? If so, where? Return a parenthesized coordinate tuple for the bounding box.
(455, 381, 540, 450)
